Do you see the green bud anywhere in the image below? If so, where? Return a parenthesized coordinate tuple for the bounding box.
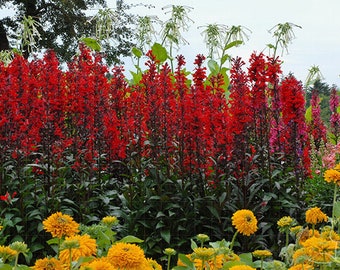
(164, 248, 176, 256)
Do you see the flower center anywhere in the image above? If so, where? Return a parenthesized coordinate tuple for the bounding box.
(245, 216, 252, 222)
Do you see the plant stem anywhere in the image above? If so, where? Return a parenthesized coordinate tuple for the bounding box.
(58, 238, 61, 257)
(14, 253, 19, 268)
(285, 231, 289, 248)
(167, 254, 171, 270)
(230, 231, 239, 250)
(69, 248, 72, 270)
(332, 183, 337, 231)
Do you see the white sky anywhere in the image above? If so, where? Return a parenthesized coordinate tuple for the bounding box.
(118, 0, 340, 86)
(1, 0, 339, 86)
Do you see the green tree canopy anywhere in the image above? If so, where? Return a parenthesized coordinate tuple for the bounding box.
(0, 0, 137, 64)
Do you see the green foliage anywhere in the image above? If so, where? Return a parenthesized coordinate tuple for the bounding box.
(151, 42, 168, 63)
(0, 151, 121, 263)
(80, 37, 101, 52)
(114, 159, 230, 262)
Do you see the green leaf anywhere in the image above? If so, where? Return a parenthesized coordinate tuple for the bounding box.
(333, 201, 340, 219)
(224, 40, 243, 50)
(190, 238, 198, 250)
(15, 265, 32, 270)
(176, 253, 195, 268)
(27, 209, 42, 220)
(72, 256, 94, 269)
(239, 252, 254, 265)
(29, 242, 44, 253)
(97, 229, 113, 246)
(156, 211, 166, 218)
(130, 71, 142, 85)
(209, 239, 231, 249)
(220, 69, 230, 90)
(160, 230, 171, 244)
(151, 43, 168, 63)
(206, 205, 220, 220)
(172, 266, 191, 270)
(47, 238, 60, 245)
(219, 192, 227, 204)
(80, 37, 101, 52)
(220, 54, 230, 65)
(223, 261, 247, 268)
(132, 47, 143, 58)
(208, 59, 219, 75)
(305, 105, 312, 123)
(0, 263, 13, 270)
(119, 235, 144, 243)
(263, 193, 278, 201)
(156, 221, 165, 229)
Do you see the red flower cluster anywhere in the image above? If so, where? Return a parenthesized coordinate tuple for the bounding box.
(309, 90, 327, 149)
(330, 87, 340, 142)
(0, 48, 317, 187)
(275, 75, 311, 177)
(0, 191, 17, 203)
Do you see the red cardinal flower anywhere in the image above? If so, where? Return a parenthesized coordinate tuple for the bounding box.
(0, 191, 17, 203)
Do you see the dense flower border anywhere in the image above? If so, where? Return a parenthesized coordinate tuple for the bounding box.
(0, 165, 339, 269)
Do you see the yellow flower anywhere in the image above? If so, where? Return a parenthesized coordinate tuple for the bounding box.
(298, 229, 320, 244)
(107, 242, 146, 270)
(335, 163, 340, 171)
(305, 207, 328, 225)
(232, 209, 258, 236)
(324, 169, 340, 185)
(193, 255, 223, 270)
(321, 227, 340, 241)
(101, 216, 118, 227)
(292, 247, 311, 265)
(252, 249, 272, 259)
(290, 225, 303, 234)
(211, 254, 224, 269)
(229, 265, 256, 270)
(224, 252, 240, 262)
(59, 234, 97, 264)
(0, 245, 17, 263)
(277, 216, 294, 228)
(178, 252, 235, 269)
(0, 225, 3, 230)
(43, 212, 79, 238)
(193, 247, 215, 261)
(32, 257, 63, 270)
(147, 258, 162, 270)
(288, 263, 314, 270)
(82, 258, 116, 270)
(302, 236, 337, 262)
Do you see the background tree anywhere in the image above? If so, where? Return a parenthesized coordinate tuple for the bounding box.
(0, 0, 137, 64)
(306, 79, 332, 125)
